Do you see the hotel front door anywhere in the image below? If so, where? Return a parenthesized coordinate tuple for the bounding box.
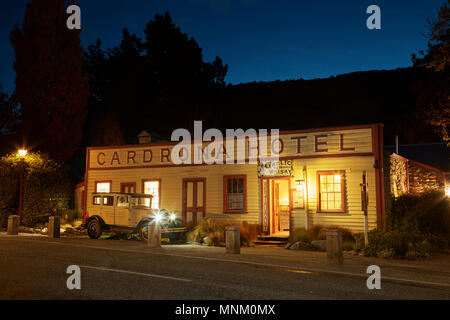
(261, 177, 291, 235)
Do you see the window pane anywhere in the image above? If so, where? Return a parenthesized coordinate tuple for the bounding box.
(144, 181, 160, 209)
(96, 182, 110, 193)
(225, 177, 245, 211)
(117, 196, 129, 207)
(93, 196, 101, 205)
(103, 196, 113, 206)
(319, 173, 344, 212)
(228, 194, 244, 210)
(238, 179, 244, 193)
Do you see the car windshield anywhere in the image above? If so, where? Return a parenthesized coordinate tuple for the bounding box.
(131, 196, 152, 208)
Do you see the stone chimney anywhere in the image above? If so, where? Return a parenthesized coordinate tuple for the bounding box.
(138, 130, 151, 144)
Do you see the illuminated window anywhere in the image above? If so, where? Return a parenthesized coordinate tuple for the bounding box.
(318, 171, 345, 212)
(93, 196, 101, 205)
(143, 180, 160, 209)
(95, 181, 111, 193)
(117, 196, 129, 207)
(103, 196, 114, 206)
(224, 175, 247, 212)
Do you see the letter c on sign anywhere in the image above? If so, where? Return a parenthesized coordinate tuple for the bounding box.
(97, 152, 105, 166)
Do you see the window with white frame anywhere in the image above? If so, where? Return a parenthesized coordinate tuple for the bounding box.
(317, 171, 345, 212)
(95, 181, 111, 193)
(143, 180, 160, 209)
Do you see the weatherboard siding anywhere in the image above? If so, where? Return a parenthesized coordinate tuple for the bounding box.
(82, 124, 383, 233)
(86, 163, 262, 224)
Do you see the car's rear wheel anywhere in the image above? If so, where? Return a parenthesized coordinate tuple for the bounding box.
(87, 219, 102, 239)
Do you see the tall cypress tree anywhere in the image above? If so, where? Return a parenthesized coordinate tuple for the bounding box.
(10, 0, 89, 159)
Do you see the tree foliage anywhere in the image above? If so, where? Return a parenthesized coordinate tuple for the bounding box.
(84, 12, 228, 144)
(413, 0, 449, 145)
(10, 0, 89, 159)
(0, 152, 73, 228)
(0, 87, 20, 135)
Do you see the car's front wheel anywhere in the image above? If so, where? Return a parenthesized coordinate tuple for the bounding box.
(138, 221, 149, 241)
(87, 219, 102, 239)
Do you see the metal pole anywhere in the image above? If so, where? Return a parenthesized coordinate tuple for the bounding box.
(362, 171, 369, 246)
(18, 158, 24, 224)
(395, 135, 399, 154)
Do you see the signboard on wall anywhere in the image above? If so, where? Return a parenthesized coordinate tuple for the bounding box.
(258, 160, 293, 177)
(291, 187, 305, 209)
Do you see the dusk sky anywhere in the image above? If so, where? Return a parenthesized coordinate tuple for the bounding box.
(0, 0, 446, 94)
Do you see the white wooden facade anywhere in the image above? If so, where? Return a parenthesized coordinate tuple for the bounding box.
(78, 124, 385, 234)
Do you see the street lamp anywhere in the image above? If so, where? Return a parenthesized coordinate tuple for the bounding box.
(18, 149, 27, 224)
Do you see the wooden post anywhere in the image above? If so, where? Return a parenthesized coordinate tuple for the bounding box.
(147, 223, 161, 248)
(326, 229, 343, 264)
(48, 216, 60, 238)
(7, 215, 19, 235)
(226, 226, 240, 254)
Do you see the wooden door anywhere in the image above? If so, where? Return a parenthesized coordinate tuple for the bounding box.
(120, 182, 136, 193)
(182, 178, 206, 224)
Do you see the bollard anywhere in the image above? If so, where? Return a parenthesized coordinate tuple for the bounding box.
(48, 216, 60, 238)
(147, 223, 161, 248)
(7, 215, 19, 235)
(225, 226, 240, 254)
(326, 229, 343, 264)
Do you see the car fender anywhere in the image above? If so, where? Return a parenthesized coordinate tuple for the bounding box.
(135, 217, 153, 232)
(84, 215, 107, 230)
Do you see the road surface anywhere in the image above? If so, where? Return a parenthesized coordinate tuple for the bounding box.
(0, 235, 449, 300)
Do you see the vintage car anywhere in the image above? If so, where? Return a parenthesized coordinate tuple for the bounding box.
(82, 192, 183, 240)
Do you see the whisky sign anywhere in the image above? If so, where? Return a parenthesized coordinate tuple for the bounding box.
(258, 159, 293, 177)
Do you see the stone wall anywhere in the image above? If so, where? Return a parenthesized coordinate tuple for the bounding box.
(408, 161, 445, 195)
(386, 154, 447, 198)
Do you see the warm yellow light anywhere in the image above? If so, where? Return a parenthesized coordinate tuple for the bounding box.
(296, 181, 305, 192)
(154, 212, 163, 224)
(18, 149, 27, 158)
(446, 187, 450, 197)
(334, 174, 341, 182)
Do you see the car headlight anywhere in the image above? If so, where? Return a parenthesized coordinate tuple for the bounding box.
(153, 212, 163, 224)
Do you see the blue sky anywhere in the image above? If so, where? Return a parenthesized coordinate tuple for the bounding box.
(0, 0, 446, 94)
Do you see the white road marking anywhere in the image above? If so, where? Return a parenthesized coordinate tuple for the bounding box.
(2, 237, 450, 288)
(80, 265, 191, 282)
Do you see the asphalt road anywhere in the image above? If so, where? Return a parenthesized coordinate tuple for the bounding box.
(0, 236, 449, 300)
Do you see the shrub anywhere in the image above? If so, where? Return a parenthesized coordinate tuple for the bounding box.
(240, 221, 260, 246)
(307, 224, 354, 242)
(363, 229, 433, 259)
(290, 228, 311, 243)
(307, 225, 324, 240)
(342, 241, 355, 251)
(186, 219, 259, 246)
(387, 190, 450, 239)
(0, 152, 73, 228)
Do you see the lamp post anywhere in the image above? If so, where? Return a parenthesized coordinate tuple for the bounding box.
(18, 149, 27, 224)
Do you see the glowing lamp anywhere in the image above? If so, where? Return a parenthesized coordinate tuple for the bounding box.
(296, 180, 305, 192)
(169, 214, 176, 221)
(18, 149, 27, 158)
(153, 212, 163, 224)
(446, 186, 450, 198)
